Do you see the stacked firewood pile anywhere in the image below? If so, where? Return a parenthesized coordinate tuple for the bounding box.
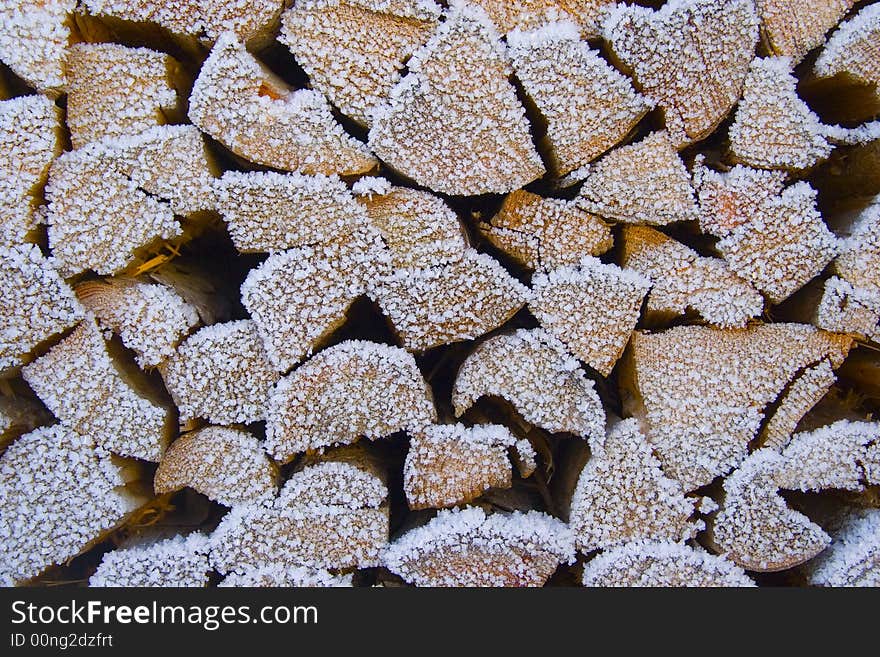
(1, 0, 879, 587)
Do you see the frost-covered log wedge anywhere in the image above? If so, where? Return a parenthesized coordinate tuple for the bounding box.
(708, 449, 830, 572)
(755, 0, 855, 64)
(0, 244, 84, 374)
(64, 43, 185, 149)
(569, 419, 698, 553)
(601, 0, 758, 148)
(266, 341, 436, 461)
(368, 4, 544, 195)
(804, 508, 880, 587)
(216, 171, 369, 254)
(573, 132, 699, 225)
(814, 277, 880, 342)
(507, 22, 651, 177)
(695, 163, 839, 304)
(0, 424, 149, 586)
(0, 393, 51, 448)
(82, 0, 285, 45)
(621, 324, 852, 491)
(154, 426, 277, 507)
(0, 95, 62, 247)
(210, 448, 389, 574)
(241, 227, 389, 372)
(22, 319, 175, 462)
(89, 534, 211, 587)
(775, 420, 880, 491)
(383, 507, 575, 587)
(479, 190, 612, 273)
(621, 225, 763, 328)
(0, 0, 75, 97)
(403, 423, 536, 510)
(452, 329, 605, 443)
(529, 257, 650, 376)
(160, 320, 278, 426)
(76, 278, 200, 369)
(372, 249, 529, 352)
(581, 541, 755, 587)
(356, 183, 467, 269)
(280, 0, 441, 127)
(813, 4, 880, 92)
(219, 565, 352, 588)
(471, 0, 612, 37)
(189, 33, 376, 175)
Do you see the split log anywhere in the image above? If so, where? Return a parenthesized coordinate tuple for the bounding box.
(368, 3, 544, 195)
(189, 34, 376, 175)
(470, 0, 612, 37)
(620, 323, 852, 491)
(813, 4, 880, 94)
(452, 328, 605, 443)
(756, 0, 855, 63)
(160, 320, 279, 426)
(479, 190, 612, 273)
(620, 225, 764, 328)
(22, 318, 175, 462)
(89, 534, 211, 587)
(507, 22, 651, 177)
(280, 0, 440, 127)
(529, 256, 650, 376)
(0, 244, 84, 374)
(601, 0, 758, 148)
(581, 541, 755, 587)
(804, 508, 880, 587)
(403, 423, 536, 510)
(382, 506, 574, 587)
(266, 340, 436, 461)
(0, 95, 62, 247)
(219, 565, 352, 588)
(0, 424, 149, 585)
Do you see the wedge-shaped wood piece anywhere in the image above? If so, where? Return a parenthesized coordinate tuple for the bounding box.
(804, 508, 880, 587)
(404, 423, 535, 510)
(0, 424, 146, 585)
(453, 328, 604, 442)
(815, 277, 880, 341)
(64, 43, 183, 149)
(372, 249, 529, 351)
(0, 1, 75, 97)
(76, 278, 200, 369)
(23, 319, 174, 461)
(471, 0, 611, 37)
(708, 449, 830, 572)
(570, 420, 698, 553)
(834, 200, 880, 295)
(220, 565, 352, 588)
(757, 359, 837, 452)
(0, 95, 62, 247)
(154, 427, 277, 507)
(217, 171, 368, 253)
(695, 163, 838, 304)
(89, 534, 211, 587)
(814, 4, 879, 89)
(480, 190, 612, 273)
(581, 541, 755, 587)
(45, 146, 182, 278)
(82, 0, 284, 44)
(622, 324, 852, 491)
(757, 0, 855, 63)
(280, 0, 440, 127)
(210, 454, 389, 574)
(189, 33, 376, 175)
(0, 244, 84, 373)
(357, 184, 467, 269)
(368, 4, 544, 195)
(574, 132, 698, 225)
(508, 23, 651, 177)
(383, 507, 574, 587)
(601, 0, 758, 148)
(241, 229, 390, 372)
(775, 420, 880, 491)
(621, 225, 763, 328)
(0, 393, 52, 448)
(530, 256, 650, 376)
(266, 341, 436, 461)
(161, 320, 279, 426)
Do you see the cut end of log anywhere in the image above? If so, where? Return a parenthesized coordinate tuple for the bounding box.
(0, 1, 74, 96)
(89, 534, 211, 588)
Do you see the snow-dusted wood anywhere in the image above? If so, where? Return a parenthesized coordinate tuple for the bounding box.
(756, 0, 855, 63)
(470, 0, 612, 37)
(804, 508, 880, 587)
(89, 534, 211, 588)
(814, 4, 880, 90)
